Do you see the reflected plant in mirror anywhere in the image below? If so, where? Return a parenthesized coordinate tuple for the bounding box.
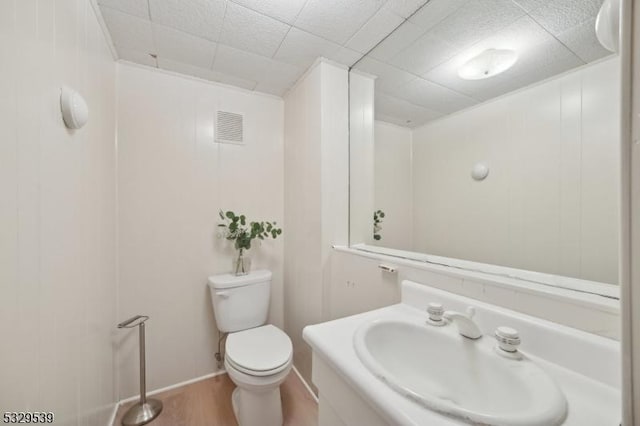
(373, 210, 385, 241)
(218, 210, 282, 276)
(349, 0, 621, 296)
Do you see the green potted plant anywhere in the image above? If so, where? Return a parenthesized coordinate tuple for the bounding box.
(218, 210, 282, 275)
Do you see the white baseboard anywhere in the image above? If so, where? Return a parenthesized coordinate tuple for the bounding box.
(116, 369, 228, 406)
(292, 365, 319, 403)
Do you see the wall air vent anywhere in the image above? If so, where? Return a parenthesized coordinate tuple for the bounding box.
(216, 111, 244, 144)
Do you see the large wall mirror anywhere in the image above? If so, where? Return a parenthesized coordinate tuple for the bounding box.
(349, 0, 621, 296)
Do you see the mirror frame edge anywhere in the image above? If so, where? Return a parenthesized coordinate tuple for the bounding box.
(621, 0, 635, 424)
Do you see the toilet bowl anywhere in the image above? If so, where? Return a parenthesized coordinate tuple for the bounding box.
(208, 271, 293, 426)
(224, 324, 293, 426)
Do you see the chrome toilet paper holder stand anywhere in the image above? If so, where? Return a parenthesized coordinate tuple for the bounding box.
(117, 315, 163, 426)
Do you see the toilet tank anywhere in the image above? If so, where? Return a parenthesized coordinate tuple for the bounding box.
(207, 270, 272, 333)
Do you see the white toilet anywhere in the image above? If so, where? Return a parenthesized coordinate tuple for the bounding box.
(208, 270, 292, 426)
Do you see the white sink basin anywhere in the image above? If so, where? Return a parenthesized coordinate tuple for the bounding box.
(354, 319, 568, 426)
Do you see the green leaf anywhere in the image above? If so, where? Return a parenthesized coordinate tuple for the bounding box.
(218, 210, 282, 251)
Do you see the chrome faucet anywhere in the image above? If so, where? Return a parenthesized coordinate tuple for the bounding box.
(443, 306, 483, 339)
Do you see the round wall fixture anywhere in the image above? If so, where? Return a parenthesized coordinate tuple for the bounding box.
(595, 0, 620, 53)
(471, 162, 489, 181)
(60, 86, 89, 130)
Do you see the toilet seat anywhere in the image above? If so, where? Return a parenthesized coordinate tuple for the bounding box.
(226, 354, 292, 377)
(226, 325, 292, 377)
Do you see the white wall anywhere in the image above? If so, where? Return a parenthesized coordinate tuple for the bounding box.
(411, 57, 620, 284)
(116, 63, 284, 399)
(284, 59, 349, 388)
(373, 121, 413, 249)
(0, 1, 117, 423)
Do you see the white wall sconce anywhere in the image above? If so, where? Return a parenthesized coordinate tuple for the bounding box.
(471, 162, 489, 181)
(60, 86, 89, 130)
(595, 0, 620, 53)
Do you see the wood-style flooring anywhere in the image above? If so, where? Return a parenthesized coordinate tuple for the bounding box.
(114, 371, 318, 426)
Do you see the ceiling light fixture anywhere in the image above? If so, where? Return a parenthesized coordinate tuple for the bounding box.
(457, 48, 518, 80)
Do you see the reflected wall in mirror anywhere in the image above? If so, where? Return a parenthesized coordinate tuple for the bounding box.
(349, 0, 621, 288)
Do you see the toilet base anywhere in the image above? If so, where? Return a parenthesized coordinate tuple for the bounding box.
(231, 386, 283, 426)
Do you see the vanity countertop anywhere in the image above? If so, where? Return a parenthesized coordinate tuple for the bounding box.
(304, 286, 620, 426)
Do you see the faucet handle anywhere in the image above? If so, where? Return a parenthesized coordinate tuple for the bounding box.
(426, 303, 446, 326)
(465, 306, 476, 318)
(495, 326, 521, 353)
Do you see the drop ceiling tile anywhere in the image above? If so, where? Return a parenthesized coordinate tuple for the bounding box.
(100, 7, 154, 52)
(368, 21, 425, 62)
(528, 0, 602, 35)
(428, 0, 526, 49)
(149, 0, 226, 42)
(219, 2, 290, 58)
(230, 0, 308, 24)
(209, 72, 258, 90)
(213, 44, 275, 83)
(392, 33, 458, 75)
(325, 47, 363, 67)
(255, 62, 305, 96)
(153, 24, 217, 69)
(157, 57, 215, 79)
(294, 0, 386, 45)
(396, 77, 478, 113)
(253, 84, 287, 97)
(382, 0, 429, 19)
(408, 109, 446, 127)
(98, 0, 149, 19)
(116, 47, 157, 67)
(511, 0, 549, 13)
(557, 18, 612, 63)
(345, 7, 404, 54)
(375, 92, 444, 125)
(255, 75, 302, 97)
(408, 0, 469, 31)
(158, 57, 257, 90)
(354, 57, 416, 92)
(375, 113, 413, 127)
(273, 27, 341, 69)
(506, 38, 585, 88)
(476, 14, 554, 51)
(210, 71, 259, 91)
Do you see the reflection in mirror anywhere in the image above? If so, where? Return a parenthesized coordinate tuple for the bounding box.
(349, 0, 621, 293)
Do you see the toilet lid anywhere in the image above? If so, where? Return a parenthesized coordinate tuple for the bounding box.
(226, 325, 292, 373)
